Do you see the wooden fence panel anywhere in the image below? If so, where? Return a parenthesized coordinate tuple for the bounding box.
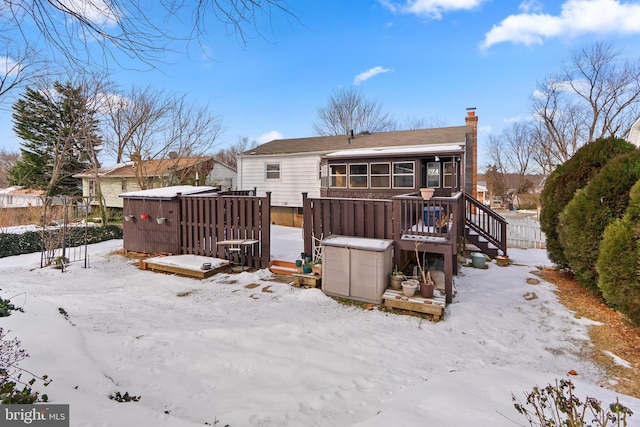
(179, 193, 270, 268)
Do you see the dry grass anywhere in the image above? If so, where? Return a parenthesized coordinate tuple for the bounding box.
(538, 268, 640, 399)
(0, 205, 67, 228)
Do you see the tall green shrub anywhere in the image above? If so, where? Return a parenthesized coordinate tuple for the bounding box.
(597, 179, 640, 325)
(558, 150, 640, 294)
(540, 137, 635, 268)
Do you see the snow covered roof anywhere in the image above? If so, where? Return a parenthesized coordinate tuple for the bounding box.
(74, 157, 214, 179)
(326, 143, 464, 158)
(119, 185, 216, 199)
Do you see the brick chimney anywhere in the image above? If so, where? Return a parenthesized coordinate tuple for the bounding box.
(465, 108, 478, 199)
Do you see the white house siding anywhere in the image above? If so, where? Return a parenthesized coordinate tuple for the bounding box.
(238, 154, 321, 207)
(206, 163, 237, 190)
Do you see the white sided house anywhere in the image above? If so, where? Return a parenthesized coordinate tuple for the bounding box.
(238, 110, 479, 226)
(628, 116, 640, 147)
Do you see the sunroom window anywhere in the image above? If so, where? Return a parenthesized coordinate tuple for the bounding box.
(330, 164, 347, 188)
(370, 163, 391, 188)
(393, 162, 414, 188)
(349, 164, 368, 188)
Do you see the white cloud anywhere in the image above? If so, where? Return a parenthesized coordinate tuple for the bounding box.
(61, 0, 120, 27)
(380, 0, 485, 19)
(481, 0, 640, 49)
(0, 56, 22, 76)
(518, 0, 543, 13)
(257, 130, 283, 144)
(353, 66, 392, 85)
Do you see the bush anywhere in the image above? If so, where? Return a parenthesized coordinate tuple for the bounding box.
(558, 150, 640, 294)
(597, 179, 640, 325)
(0, 224, 122, 258)
(513, 378, 633, 426)
(540, 137, 635, 268)
(0, 328, 50, 404)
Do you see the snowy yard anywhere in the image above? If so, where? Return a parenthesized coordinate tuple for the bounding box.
(1, 225, 639, 426)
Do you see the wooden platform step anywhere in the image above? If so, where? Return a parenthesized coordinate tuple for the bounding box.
(382, 289, 446, 320)
(141, 255, 229, 279)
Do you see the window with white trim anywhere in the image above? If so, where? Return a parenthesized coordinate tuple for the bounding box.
(426, 162, 440, 188)
(370, 163, 391, 188)
(329, 164, 347, 188)
(443, 161, 456, 188)
(392, 162, 414, 188)
(265, 163, 281, 180)
(88, 179, 97, 197)
(349, 163, 368, 188)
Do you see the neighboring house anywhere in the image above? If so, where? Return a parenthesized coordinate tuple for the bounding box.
(512, 193, 541, 210)
(205, 161, 237, 191)
(627, 116, 640, 147)
(74, 157, 219, 209)
(0, 186, 45, 208)
(476, 182, 489, 206)
(238, 110, 479, 226)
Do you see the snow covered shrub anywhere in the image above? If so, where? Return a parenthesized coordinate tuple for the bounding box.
(513, 378, 633, 426)
(0, 328, 51, 404)
(597, 179, 640, 326)
(558, 150, 640, 294)
(540, 137, 635, 269)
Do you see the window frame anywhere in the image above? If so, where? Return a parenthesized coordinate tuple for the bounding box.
(392, 161, 415, 189)
(370, 162, 391, 189)
(443, 161, 456, 188)
(348, 163, 368, 188)
(265, 162, 281, 180)
(426, 161, 441, 188)
(329, 164, 347, 188)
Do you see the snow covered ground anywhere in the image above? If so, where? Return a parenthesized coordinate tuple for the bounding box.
(1, 225, 639, 426)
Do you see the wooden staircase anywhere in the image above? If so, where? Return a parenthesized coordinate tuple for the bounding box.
(463, 192, 508, 258)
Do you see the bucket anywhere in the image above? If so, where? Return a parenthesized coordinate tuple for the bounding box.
(471, 252, 487, 269)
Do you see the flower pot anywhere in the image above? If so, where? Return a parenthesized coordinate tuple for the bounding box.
(156, 217, 166, 224)
(419, 282, 435, 298)
(124, 215, 134, 222)
(470, 252, 487, 269)
(420, 187, 435, 200)
(390, 274, 404, 290)
(312, 264, 322, 276)
(302, 265, 312, 274)
(140, 214, 149, 220)
(401, 279, 418, 297)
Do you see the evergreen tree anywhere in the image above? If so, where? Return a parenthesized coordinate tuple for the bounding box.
(8, 82, 101, 196)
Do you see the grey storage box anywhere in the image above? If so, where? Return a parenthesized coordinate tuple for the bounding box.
(321, 235, 393, 304)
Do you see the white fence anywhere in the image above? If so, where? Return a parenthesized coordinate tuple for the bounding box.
(506, 216, 546, 249)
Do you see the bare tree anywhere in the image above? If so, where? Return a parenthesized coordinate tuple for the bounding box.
(531, 42, 640, 170)
(1, 0, 297, 72)
(399, 116, 449, 130)
(101, 87, 223, 190)
(0, 149, 20, 187)
(488, 122, 538, 196)
(313, 87, 396, 136)
(214, 136, 256, 169)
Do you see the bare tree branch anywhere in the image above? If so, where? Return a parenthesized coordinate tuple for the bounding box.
(313, 87, 396, 136)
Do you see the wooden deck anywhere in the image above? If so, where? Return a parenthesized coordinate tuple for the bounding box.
(140, 255, 229, 279)
(382, 289, 446, 320)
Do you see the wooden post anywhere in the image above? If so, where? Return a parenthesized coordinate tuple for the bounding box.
(261, 192, 271, 268)
(302, 192, 313, 257)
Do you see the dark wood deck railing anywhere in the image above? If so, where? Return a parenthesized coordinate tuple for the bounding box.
(463, 192, 508, 256)
(302, 192, 463, 303)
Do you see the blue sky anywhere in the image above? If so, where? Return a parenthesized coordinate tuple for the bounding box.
(2, 0, 640, 169)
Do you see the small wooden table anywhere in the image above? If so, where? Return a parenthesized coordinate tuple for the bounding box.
(216, 239, 260, 271)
